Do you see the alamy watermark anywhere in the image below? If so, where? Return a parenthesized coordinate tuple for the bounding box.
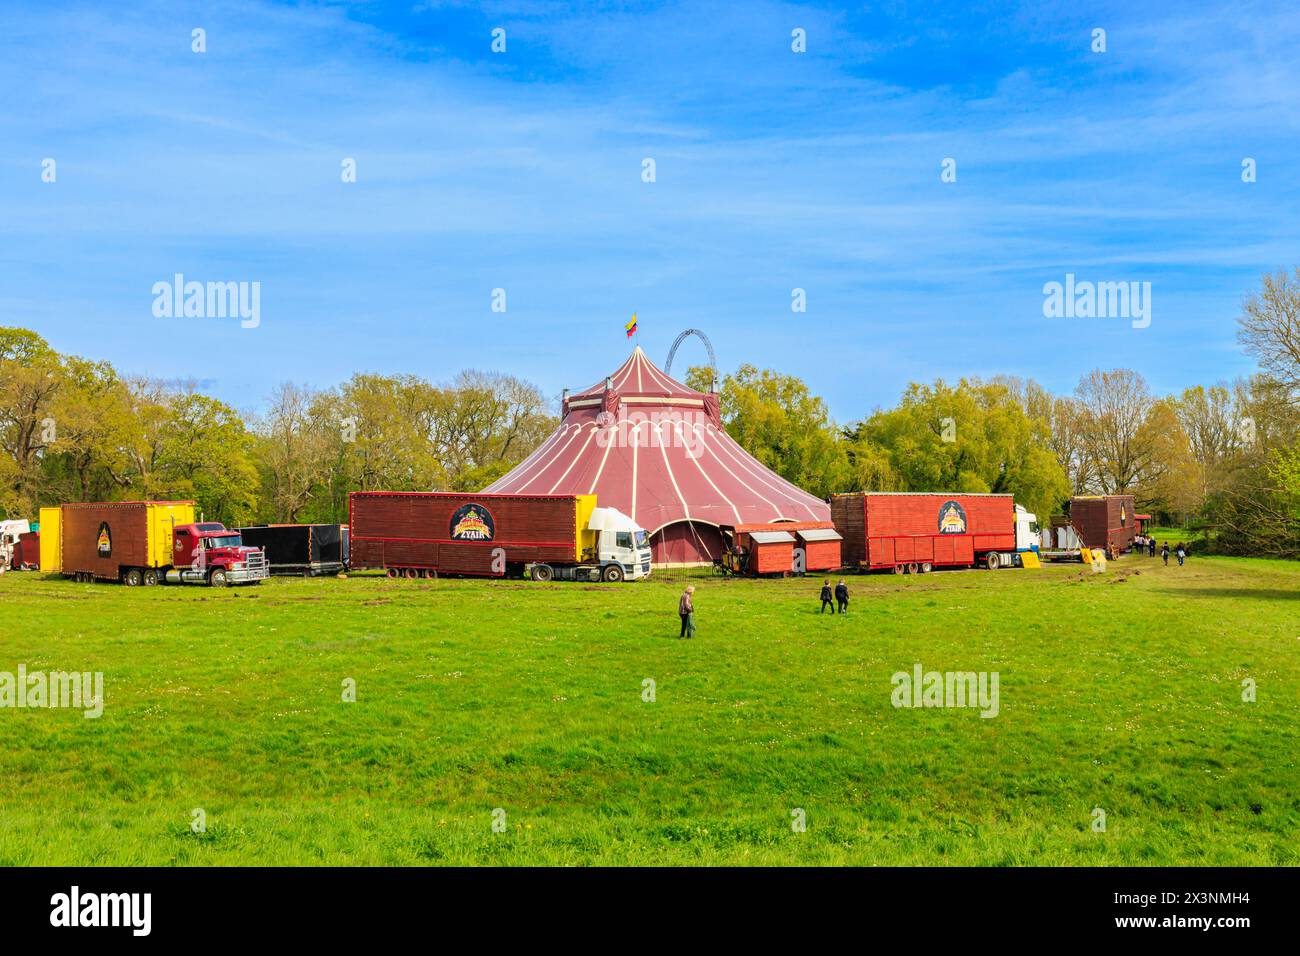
(1, 665, 103, 718)
(152, 274, 260, 329)
(1042, 274, 1151, 329)
(595, 408, 709, 460)
(891, 662, 999, 718)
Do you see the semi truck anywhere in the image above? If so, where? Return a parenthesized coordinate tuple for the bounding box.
(831, 492, 1039, 573)
(39, 501, 269, 586)
(237, 524, 350, 576)
(0, 519, 32, 569)
(349, 491, 652, 582)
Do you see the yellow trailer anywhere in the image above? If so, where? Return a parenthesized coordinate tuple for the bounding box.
(51, 501, 196, 582)
(39, 506, 61, 573)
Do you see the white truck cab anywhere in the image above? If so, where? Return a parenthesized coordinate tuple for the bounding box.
(1015, 505, 1039, 553)
(588, 507, 653, 580)
(0, 519, 32, 569)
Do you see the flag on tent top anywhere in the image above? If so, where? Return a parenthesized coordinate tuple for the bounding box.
(624, 313, 637, 338)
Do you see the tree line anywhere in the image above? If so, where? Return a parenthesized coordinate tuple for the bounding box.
(4, 269, 1298, 554)
(0, 326, 554, 527)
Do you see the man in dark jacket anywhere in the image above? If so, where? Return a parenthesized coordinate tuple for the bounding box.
(819, 580, 834, 614)
(1160, 543, 1169, 565)
(834, 579, 849, 614)
(1148, 537, 1157, 558)
(678, 586, 696, 639)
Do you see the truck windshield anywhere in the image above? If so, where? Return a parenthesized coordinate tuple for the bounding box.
(204, 535, 242, 549)
(635, 531, 648, 548)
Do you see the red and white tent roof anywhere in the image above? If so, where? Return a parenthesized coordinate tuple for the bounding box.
(482, 348, 831, 538)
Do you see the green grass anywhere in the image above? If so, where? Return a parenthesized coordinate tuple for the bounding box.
(0, 553, 1296, 866)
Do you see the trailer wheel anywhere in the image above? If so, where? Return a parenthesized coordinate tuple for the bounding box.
(209, 568, 229, 588)
(142, 569, 158, 586)
(385, 567, 399, 579)
(985, 552, 1000, 571)
(602, 564, 625, 583)
(531, 564, 554, 582)
(921, 562, 932, 574)
(124, 568, 142, 587)
(891, 564, 903, 575)
(404, 568, 419, 580)
(906, 563, 918, 575)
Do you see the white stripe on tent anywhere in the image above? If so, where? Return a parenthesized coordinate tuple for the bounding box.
(482, 422, 572, 492)
(653, 420, 692, 521)
(709, 426, 822, 520)
(715, 427, 826, 512)
(629, 419, 643, 522)
(548, 424, 598, 493)
(642, 357, 683, 394)
(507, 422, 586, 493)
(695, 427, 786, 517)
(587, 419, 619, 494)
(676, 420, 742, 523)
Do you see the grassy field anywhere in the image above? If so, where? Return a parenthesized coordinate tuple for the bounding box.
(0, 552, 1296, 866)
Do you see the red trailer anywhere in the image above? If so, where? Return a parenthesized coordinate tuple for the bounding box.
(348, 491, 652, 582)
(794, 525, 843, 571)
(718, 522, 842, 575)
(1070, 495, 1136, 553)
(12, 531, 40, 569)
(831, 492, 1022, 573)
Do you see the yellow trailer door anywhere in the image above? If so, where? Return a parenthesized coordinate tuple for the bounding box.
(39, 506, 62, 572)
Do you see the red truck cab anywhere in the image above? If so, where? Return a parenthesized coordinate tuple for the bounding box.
(167, 523, 269, 585)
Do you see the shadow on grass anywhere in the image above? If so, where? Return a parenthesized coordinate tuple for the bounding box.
(1174, 588, 1300, 600)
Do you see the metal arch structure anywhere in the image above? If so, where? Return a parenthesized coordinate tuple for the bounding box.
(664, 329, 717, 391)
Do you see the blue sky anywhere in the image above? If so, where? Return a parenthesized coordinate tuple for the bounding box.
(2, 0, 1296, 421)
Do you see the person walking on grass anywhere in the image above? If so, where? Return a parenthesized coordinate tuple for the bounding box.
(835, 579, 849, 614)
(1148, 536, 1157, 558)
(1160, 542, 1169, 566)
(819, 579, 834, 614)
(678, 585, 696, 639)
(1175, 542, 1186, 566)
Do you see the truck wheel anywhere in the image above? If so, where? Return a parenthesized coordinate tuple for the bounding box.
(124, 568, 142, 587)
(892, 564, 903, 575)
(531, 564, 554, 582)
(209, 568, 229, 587)
(906, 563, 918, 575)
(142, 569, 158, 586)
(985, 552, 1000, 571)
(602, 564, 625, 582)
(921, 562, 933, 574)
(385, 567, 399, 579)
(404, 568, 419, 580)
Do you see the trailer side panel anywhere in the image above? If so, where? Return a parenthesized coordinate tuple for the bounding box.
(832, 492, 1015, 570)
(349, 492, 585, 574)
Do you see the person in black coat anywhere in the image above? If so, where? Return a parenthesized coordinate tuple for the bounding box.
(834, 579, 849, 614)
(1148, 537, 1157, 558)
(819, 580, 834, 614)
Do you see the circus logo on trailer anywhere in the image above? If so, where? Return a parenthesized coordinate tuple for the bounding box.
(96, 522, 112, 557)
(450, 504, 495, 541)
(937, 501, 967, 535)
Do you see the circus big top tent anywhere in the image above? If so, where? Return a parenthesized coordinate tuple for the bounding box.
(482, 347, 832, 565)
